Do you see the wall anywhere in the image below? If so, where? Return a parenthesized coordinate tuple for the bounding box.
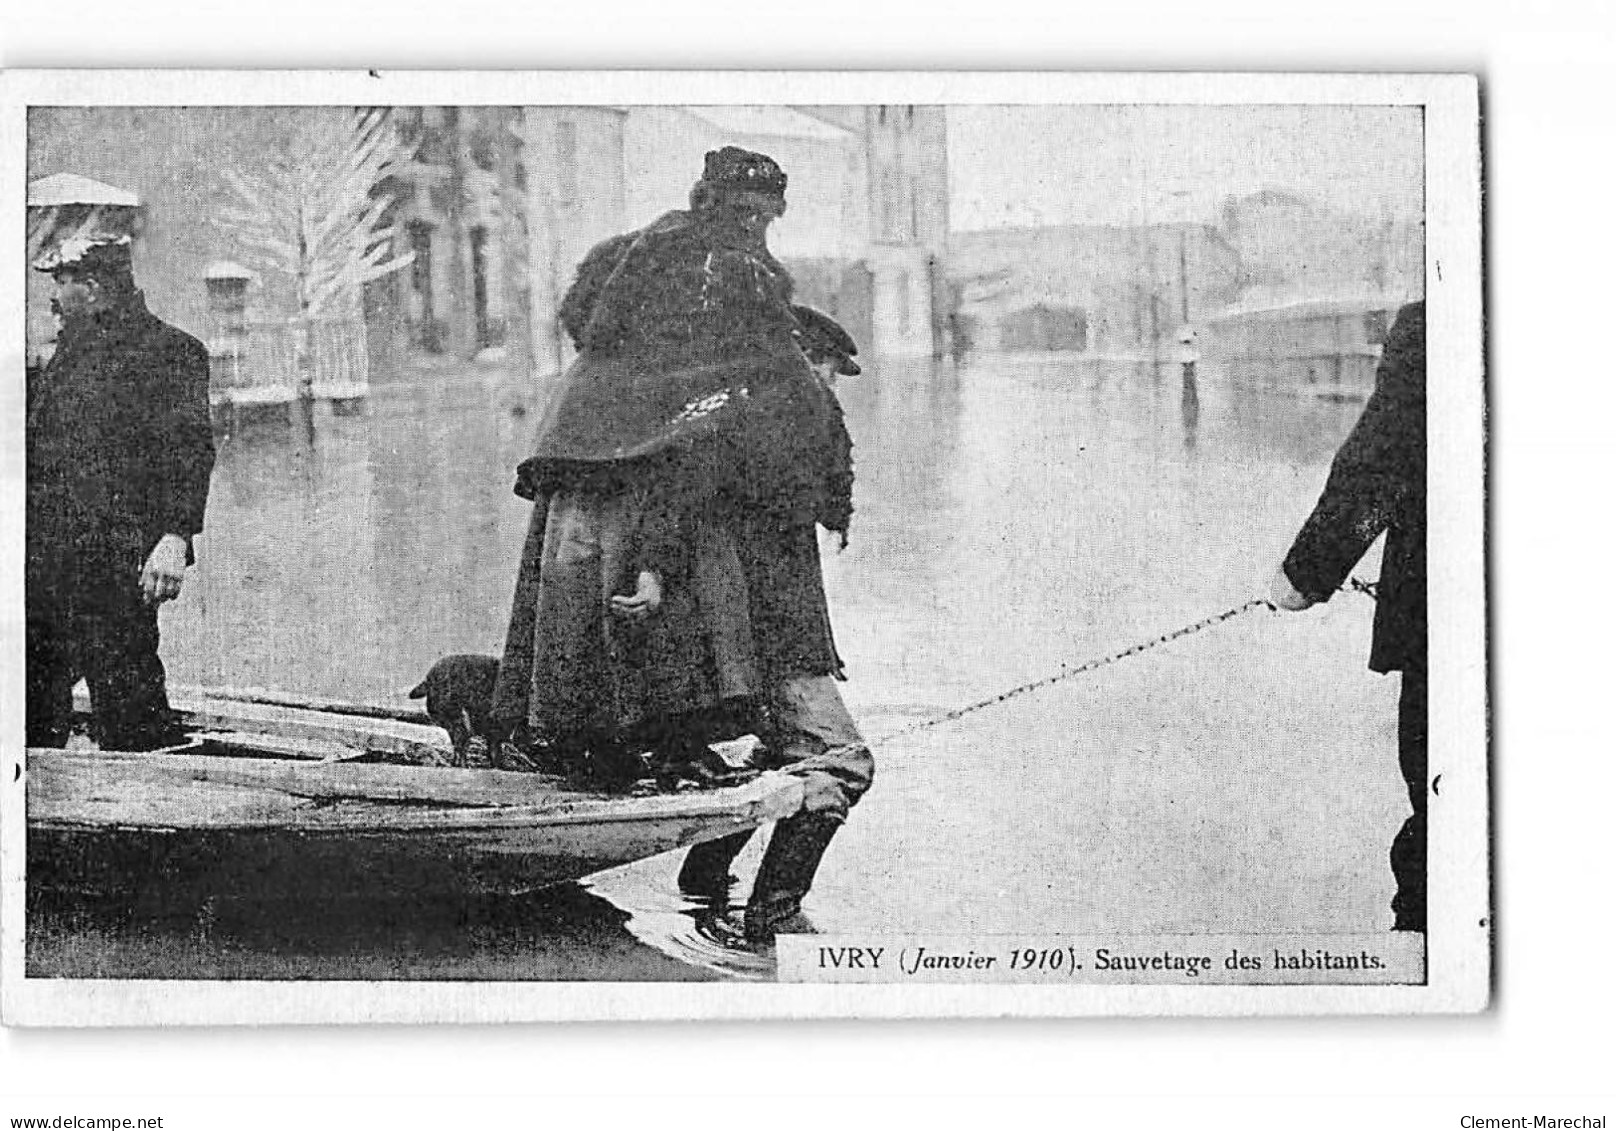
(860, 104, 952, 358)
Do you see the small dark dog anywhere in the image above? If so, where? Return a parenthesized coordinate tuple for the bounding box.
(408, 653, 504, 765)
(409, 653, 658, 787)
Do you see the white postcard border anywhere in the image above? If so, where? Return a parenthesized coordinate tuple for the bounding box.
(0, 69, 1486, 1024)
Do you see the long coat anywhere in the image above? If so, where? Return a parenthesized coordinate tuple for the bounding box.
(1283, 301, 1426, 673)
(492, 453, 761, 741)
(493, 211, 851, 735)
(26, 294, 215, 579)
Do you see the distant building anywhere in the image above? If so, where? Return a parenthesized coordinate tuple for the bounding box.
(997, 303, 1090, 353)
(1218, 188, 1424, 304)
(510, 106, 628, 378)
(1200, 190, 1422, 396)
(949, 223, 1242, 356)
(1200, 293, 1404, 398)
(362, 106, 528, 372)
(813, 104, 953, 359)
(947, 188, 1422, 380)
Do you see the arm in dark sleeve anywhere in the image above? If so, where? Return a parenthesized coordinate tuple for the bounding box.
(148, 333, 216, 541)
(1282, 303, 1425, 601)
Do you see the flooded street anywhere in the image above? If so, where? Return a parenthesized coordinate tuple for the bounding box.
(29, 352, 1404, 980)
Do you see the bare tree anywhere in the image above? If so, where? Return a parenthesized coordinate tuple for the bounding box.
(214, 107, 415, 398)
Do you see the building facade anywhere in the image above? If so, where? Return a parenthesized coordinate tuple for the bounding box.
(28, 103, 955, 410)
(807, 104, 952, 359)
(947, 187, 1421, 374)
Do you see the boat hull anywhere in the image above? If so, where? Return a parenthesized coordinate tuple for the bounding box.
(26, 692, 805, 901)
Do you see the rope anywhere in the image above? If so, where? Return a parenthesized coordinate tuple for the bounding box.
(871, 575, 1379, 748)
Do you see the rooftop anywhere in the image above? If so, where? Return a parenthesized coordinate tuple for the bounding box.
(28, 173, 142, 208)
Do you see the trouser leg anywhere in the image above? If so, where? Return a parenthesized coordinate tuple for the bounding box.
(759, 674, 874, 817)
(743, 675, 874, 940)
(1390, 665, 1427, 932)
(77, 572, 176, 751)
(25, 567, 76, 748)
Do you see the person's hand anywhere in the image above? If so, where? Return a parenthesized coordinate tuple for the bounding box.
(141, 534, 189, 605)
(610, 570, 663, 623)
(1268, 566, 1315, 612)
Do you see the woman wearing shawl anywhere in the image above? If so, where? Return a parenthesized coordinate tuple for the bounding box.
(491, 148, 830, 789)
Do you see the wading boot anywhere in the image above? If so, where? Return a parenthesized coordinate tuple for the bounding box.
(743, 813, 842, 943)
(677, 831, 754, 901)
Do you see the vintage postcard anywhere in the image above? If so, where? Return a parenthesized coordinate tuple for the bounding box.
(0, 70, 1485, 1024)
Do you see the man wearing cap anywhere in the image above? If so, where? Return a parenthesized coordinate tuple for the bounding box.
(26, 234, 215, 751)
(680, 293, 868, 944)
(499, 147, 872, 942)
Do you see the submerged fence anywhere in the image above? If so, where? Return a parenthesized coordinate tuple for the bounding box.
(208, 316, 370, 405)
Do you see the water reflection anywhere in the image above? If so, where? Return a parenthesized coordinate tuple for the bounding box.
(27, 880, 715, 982)
(1180, 370, 1201, 451)
(171, 365, 539, 701)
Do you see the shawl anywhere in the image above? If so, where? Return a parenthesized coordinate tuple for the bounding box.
(514, 210, 854, 536)
(517, 211, 809, 493)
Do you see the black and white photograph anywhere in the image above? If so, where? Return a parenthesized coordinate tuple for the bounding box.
(1, 71, 1485, 1024)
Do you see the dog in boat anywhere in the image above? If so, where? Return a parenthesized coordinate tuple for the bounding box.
(408, 655, 755, 790)
(407, 654, 637, 784)
(408, 653, 506, 766)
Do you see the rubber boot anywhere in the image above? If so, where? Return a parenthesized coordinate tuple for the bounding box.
(743, 813, 842, 943)
(678, 831, 753, 900)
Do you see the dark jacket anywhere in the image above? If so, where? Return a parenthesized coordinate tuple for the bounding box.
(663, 435, 846, 682)
(1283, 301, 1426, 673)
(26, 294, 215, 572)
(723, 497, 844, 681)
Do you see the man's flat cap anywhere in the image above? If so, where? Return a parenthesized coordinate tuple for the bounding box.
(32, 232, 134, 276)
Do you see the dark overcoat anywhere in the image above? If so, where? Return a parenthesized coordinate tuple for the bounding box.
(1283, 301, 1426, 673)
(26, 294, 215, 579)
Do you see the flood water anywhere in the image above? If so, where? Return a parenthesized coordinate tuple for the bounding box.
(28, 353, 1404, 981)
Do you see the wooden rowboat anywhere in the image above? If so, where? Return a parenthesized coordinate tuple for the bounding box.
(27, 687, 804, 901)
